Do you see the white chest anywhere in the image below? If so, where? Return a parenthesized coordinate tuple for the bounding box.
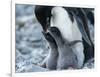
(50, 7, 82, 42)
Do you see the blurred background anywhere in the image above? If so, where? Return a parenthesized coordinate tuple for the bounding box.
(15, 4, 50, 72)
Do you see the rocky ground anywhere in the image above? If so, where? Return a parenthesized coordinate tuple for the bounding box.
(15, 4, 94, 73)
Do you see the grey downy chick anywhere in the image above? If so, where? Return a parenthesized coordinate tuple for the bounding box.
(42, 31, 58, 70)
(49, 27, 78, 70)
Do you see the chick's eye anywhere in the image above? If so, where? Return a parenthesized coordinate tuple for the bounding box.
(51, 28, 60, 35)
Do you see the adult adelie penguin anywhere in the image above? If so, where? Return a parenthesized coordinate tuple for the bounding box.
(35, 6, 94, 68)
(35, 5, 93, 46)
(50, 6, 84, 68)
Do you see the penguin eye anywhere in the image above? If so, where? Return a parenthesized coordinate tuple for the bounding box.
(50, 27, 61, 36)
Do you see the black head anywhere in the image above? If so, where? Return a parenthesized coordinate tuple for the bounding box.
(49, 27, 62, 38)
(35, 5, 53, 31)
(42, 31, 57, 44)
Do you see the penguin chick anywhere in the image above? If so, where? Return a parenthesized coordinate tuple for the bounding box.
(49, 27, 78, 70)
(42, 31, 58, 70)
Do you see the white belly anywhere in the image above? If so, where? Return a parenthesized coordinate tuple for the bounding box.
(50, 7, 82, 42)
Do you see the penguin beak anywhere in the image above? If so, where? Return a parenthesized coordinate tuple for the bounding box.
(42, 30, 51, 36)
(46, 27, 51, 33)
(46, 27, 53, 36)
(42, 31, 47, 36)
(42, 31, 45, 34)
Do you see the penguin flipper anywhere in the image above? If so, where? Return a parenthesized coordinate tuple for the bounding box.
(66, 8, 92, 46)
(75, 16, 92, 46)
